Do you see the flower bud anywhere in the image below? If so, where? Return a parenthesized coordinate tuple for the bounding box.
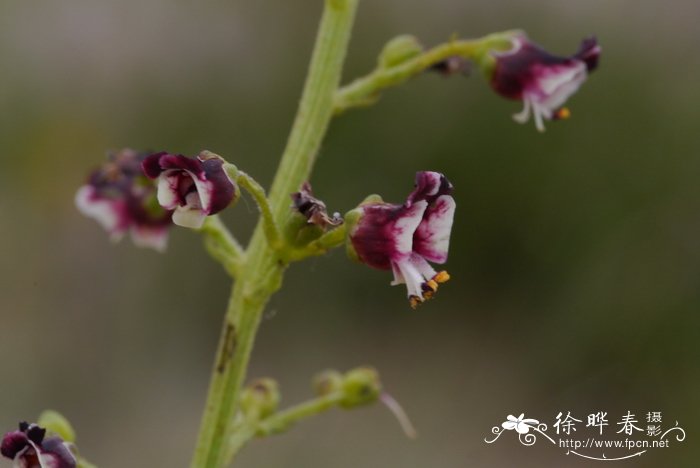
(1, 421, 77, 468)
(312, 370, 344, 396)
(37, 411, 75, 444)
(339, 367, 382, 409)
(240, 378, 281, 420)
(378, 35, 423, 69)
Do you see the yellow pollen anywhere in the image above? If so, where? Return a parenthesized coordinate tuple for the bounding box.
(433, 271, 450, 284)
(422, 290, 435, 300)
(555, 107, 571, 120)
(409, 296, 422, 309)
(425, 280, 438, 292)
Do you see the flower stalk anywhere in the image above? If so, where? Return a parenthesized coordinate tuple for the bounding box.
(190, 1, 359, 466)
(199, 215, 244, 277)
(333, 30, 519, 115)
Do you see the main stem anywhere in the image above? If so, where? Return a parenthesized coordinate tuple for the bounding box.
(190, 1, 358, 466)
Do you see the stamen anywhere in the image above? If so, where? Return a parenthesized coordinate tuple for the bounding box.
(421, 279, 439, 300)
(408, 295, 422, 309)
(380, 392, 418, 439)
(553, 107, 571, 120)
(433, 271, 450, 283)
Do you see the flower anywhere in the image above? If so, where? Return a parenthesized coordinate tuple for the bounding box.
(490, 34, 601, 131)
(346, 171, 455, 308)
(1, 422, 76, 468)
(75, 149, 173, 252)
(142, 151, 238, 229)
(501, 414, 540, 434)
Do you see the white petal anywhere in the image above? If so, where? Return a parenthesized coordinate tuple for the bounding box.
(172, 206, 206, 229)
(393, 200, 428, 255)
(390, 262, 406, 285)
(190, 171, 214, 214)
(130, 226, 169, 252)
(393, 258, 424, 298)
(75, 186, 125, 239)
(409, 254, 437, 281)
(537, 63, 586, 96)
(532, 102, 546, 132)
(157, 171, 180, 209)
(413, 195, 456, 264)
(512, 98, 531, 124)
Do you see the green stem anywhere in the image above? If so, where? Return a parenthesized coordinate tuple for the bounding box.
(190, 1, 358, 466)
(285, 223, 347, 261)
(225, 392, 344, 464)
(333, 31, 518, 115)
(257, 392, 342, 436)
(200, 216, 244, 277)
(234, 169, 283, 251)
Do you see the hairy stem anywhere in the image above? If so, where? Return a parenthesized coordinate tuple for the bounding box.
(234, 169, 283, 251)
(190, 1, 358, 466)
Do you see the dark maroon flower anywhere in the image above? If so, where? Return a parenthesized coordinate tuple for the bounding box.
(490, 34, 601, 131)
(291, 182, 342, 228)
(75, 149, 173, 251)
(347, 171, 455, 308)
(1, 422, 76, 468)
(142, 151, 238, 229)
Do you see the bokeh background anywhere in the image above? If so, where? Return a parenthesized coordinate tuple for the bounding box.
(1, 0, 699, 466)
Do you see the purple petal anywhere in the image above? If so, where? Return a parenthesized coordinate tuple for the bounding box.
(1, 431, 28, 460)
(37, 437, 76, 468)
(142, 152, 205, 179)
(413, 195, 455, 264)
(575, 36, 601, 71)
(350, 201, 426, 270)
(491, 34, 597, 101)
(198, 157, 234, 215)
(406, 172, 453, 207)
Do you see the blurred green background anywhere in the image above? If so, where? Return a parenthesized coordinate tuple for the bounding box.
(1, 0, 699, 466)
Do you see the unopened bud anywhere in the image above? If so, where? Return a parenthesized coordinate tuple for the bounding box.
(37, 410, 76, 444)
(339, 367, 382, 408)
(240, 378, 280, 420)
(312, 370, 344, 396)
(378, 35, 423, 69)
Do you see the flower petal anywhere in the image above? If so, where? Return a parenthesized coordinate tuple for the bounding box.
(350, 201, 426, 270)
(172, 206, 207, 229)
(156, 171, 182, 210)
(74, 186, 127, 239)
(130, 225, 169, 252)
(406, 172, 453, 207)
(413, 195, 456, 264)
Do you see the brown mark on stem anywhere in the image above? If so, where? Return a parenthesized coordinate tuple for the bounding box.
(216, 323, 238, 373)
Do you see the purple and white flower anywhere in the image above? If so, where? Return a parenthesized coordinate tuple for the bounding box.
(142, 151, 238, 229)
(501, 414, 540, 435)
(1, 422, 76, 468)
(347, 171, 455, 308)
(75, 149, 173, 252)
(490, 34, 601, 132)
